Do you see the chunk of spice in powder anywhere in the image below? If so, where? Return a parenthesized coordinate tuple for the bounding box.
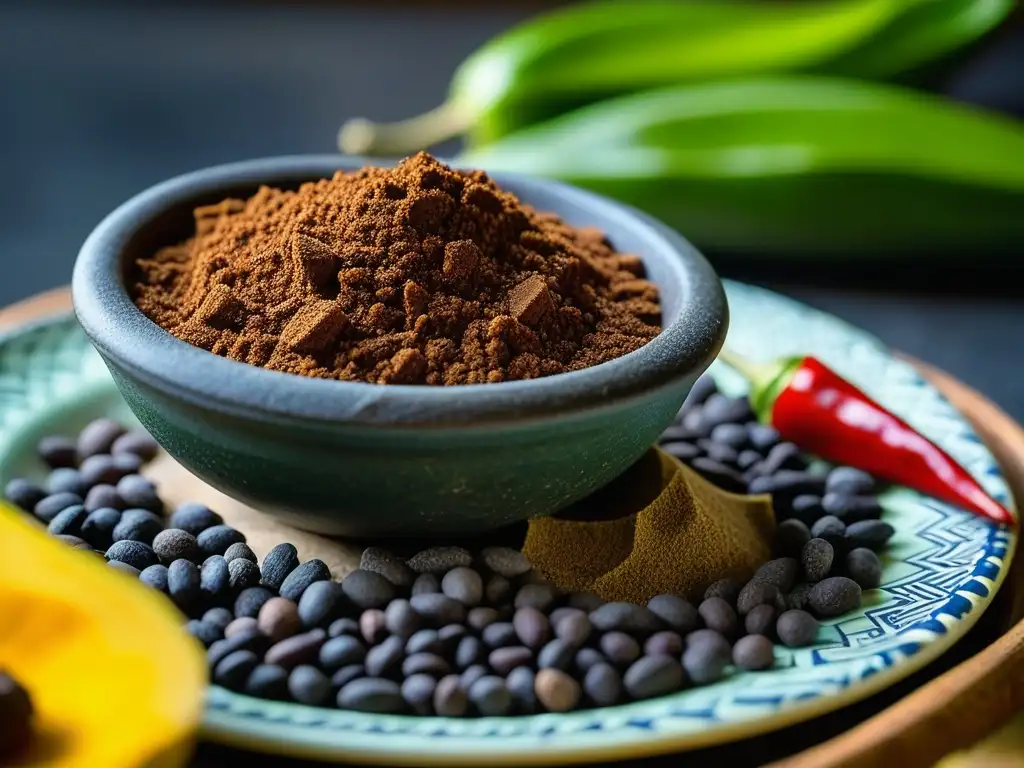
(132, 153, 661, 385)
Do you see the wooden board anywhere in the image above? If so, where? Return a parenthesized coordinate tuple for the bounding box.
(5, 288, 1024, 768)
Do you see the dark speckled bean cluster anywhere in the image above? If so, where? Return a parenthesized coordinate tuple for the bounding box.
(5, 412, 885, 716)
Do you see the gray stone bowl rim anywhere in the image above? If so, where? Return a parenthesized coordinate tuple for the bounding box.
(72, 155, 727, 428)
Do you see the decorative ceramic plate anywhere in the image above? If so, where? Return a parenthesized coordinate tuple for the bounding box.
(0, 281, 1015, 766)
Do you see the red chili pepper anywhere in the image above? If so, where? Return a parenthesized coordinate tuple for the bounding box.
(720, 351, 1015, 526)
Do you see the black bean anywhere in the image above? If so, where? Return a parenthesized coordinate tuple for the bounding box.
(288, 665, 331, 706)
(412, 573, 441, 596)
(481, 622, 516, 649)
(381, 599, 419, 639)
(441, 567, 484, 606)
(567, 591, 605, 613)
(826, 467, 876, 496)
(801, 538, 835, 583)
(105, 539, 158, 570)
(359, 609, 387, 645)
(697, 597, 738, 638)
(488, 646, 532, 676)
(259, 542, 299, 591)
(703, 578, 741, 606)
(364, 635, 405, 678)
(235, 586, 274, 619)
(228, 560, 263, 592)
(589, 603, 663, 635)
(583, 662, 622, 707)
(454, 636, 485, 670)
(79, 454, 126, 487)
(244, 665, 289, 700)
(259, 597, 303, 642)
(810, 515, 847, 547)
(775, 519, 812, 557)
(683, 628, 731, 684)
(78, 507, 120, 549)
(410, 593, 466, 626)
(467, 607, 500, 632)
(319, 636, 366, 672)
(661, 426, 702, 445)
(338, 678, 405, 713)
(294, 580, 343, 628)
(512, 606, 550, 649)
(187, 619, 222, 648)
(34, 491, 83, 523)
(359, 547, 415, 587)
(751, 558, 798, 592)
(225, 617, 259, 638)
(140, 564, 169, 593)
(733, 634, 775, 670)
(600, 632, 641, 666)
(112, 453, 143, 476)
(535, 638, 574, 670)
(265, 628, 327, 669)
(111, 431, 160, 461)
(224, 542, 257, 564)
(684, 374, 718, 408)
(84, 484, 123, 512)
(200, 555, 231, 607)
(169, 502, 223, 536)
(624, 655, 685, 699)
(736, 450, 763, 470)
(196, 525, 245, 559)
(553, 610, 592, 647)
(749, 470, 825, 498)
(115, 475, 161, 511)
(279, 559, 331, 602)
(328, 617, 360, 639)
(788, 495, 825, 525)
(746, 423, 781, 452)
(502, 666, 536, 714)
(403, 653, 451, 678)
(468, 676, 512, 716)
(513, 583, 558, 611)
(697, 439, 739, 466)
(439, 625, 469, 652)
(662, 441, 701, 462)
(4, 477, 45, 511)
(77, 418, 126, 460)
(402, 674, 437, 715)
(207, 628, 270, 669)
(406, 629, 443, 656)
(168, 559, 201, 610)
(339, 569, 394, 610)
(760, 442, 807, 475)
(47, 504, 88, 536)
(776, 609, 819, 647)
(108, 560, 141, 577)
(709, 423, 748, 450)
(736, 582, 782, 617)
(575, 647, 604, 674)
(203, 607, 234, 632)
(845, 520, 895, 550)
(701, 394, 754, 429)
(433, 675, 468, 717)
(822, 493, 883, 523)
(680, 408, 709, 436)
(644, 630, 684, 657)
(846, 548, 883, 589)
(57, 534, 93, 550)
(113, 508, 163, 545)
(479, 546, 531, 578)
(786, 583, 812, 612)
(808, 577, 862, 618)
(534, 668, 582, 712)
(331, 665, 366, 691)
(151, 529, 200, 565)
(37, 434, 77, 468)
(744, 604, 777, 638)
(689, 457, 747, 493)
(407, 546, 472, 574)
(214, 650, 259, 691)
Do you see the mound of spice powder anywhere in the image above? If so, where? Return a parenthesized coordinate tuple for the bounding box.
(132, 153, 661, 385)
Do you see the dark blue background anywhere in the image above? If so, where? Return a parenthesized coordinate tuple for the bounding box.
(1, 1, 1022, 418)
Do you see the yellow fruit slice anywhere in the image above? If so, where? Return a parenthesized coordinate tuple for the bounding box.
(0, 503, 206, 767)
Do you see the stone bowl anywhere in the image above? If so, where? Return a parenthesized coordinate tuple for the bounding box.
(71, 156, 728, 536)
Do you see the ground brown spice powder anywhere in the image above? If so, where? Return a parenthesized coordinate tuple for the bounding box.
(132, 153, 661, 385)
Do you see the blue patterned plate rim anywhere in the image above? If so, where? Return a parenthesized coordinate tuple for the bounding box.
(0, 280, 1015, 766)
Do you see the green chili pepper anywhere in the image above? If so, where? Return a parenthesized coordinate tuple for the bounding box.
(457, 77, 1024, 256)
(337, 0, 1014, 155)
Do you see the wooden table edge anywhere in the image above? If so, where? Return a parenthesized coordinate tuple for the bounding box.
(4, 288, 1024, 768)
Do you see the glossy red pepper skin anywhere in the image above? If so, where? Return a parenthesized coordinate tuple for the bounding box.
(771, 356, 1014, 526)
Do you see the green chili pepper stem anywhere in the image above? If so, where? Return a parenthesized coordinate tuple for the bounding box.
(338, 102, 472, 156)
(717, 349, 804, 423)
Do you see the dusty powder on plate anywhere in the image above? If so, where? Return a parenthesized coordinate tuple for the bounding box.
(132, 153, 661, 385)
